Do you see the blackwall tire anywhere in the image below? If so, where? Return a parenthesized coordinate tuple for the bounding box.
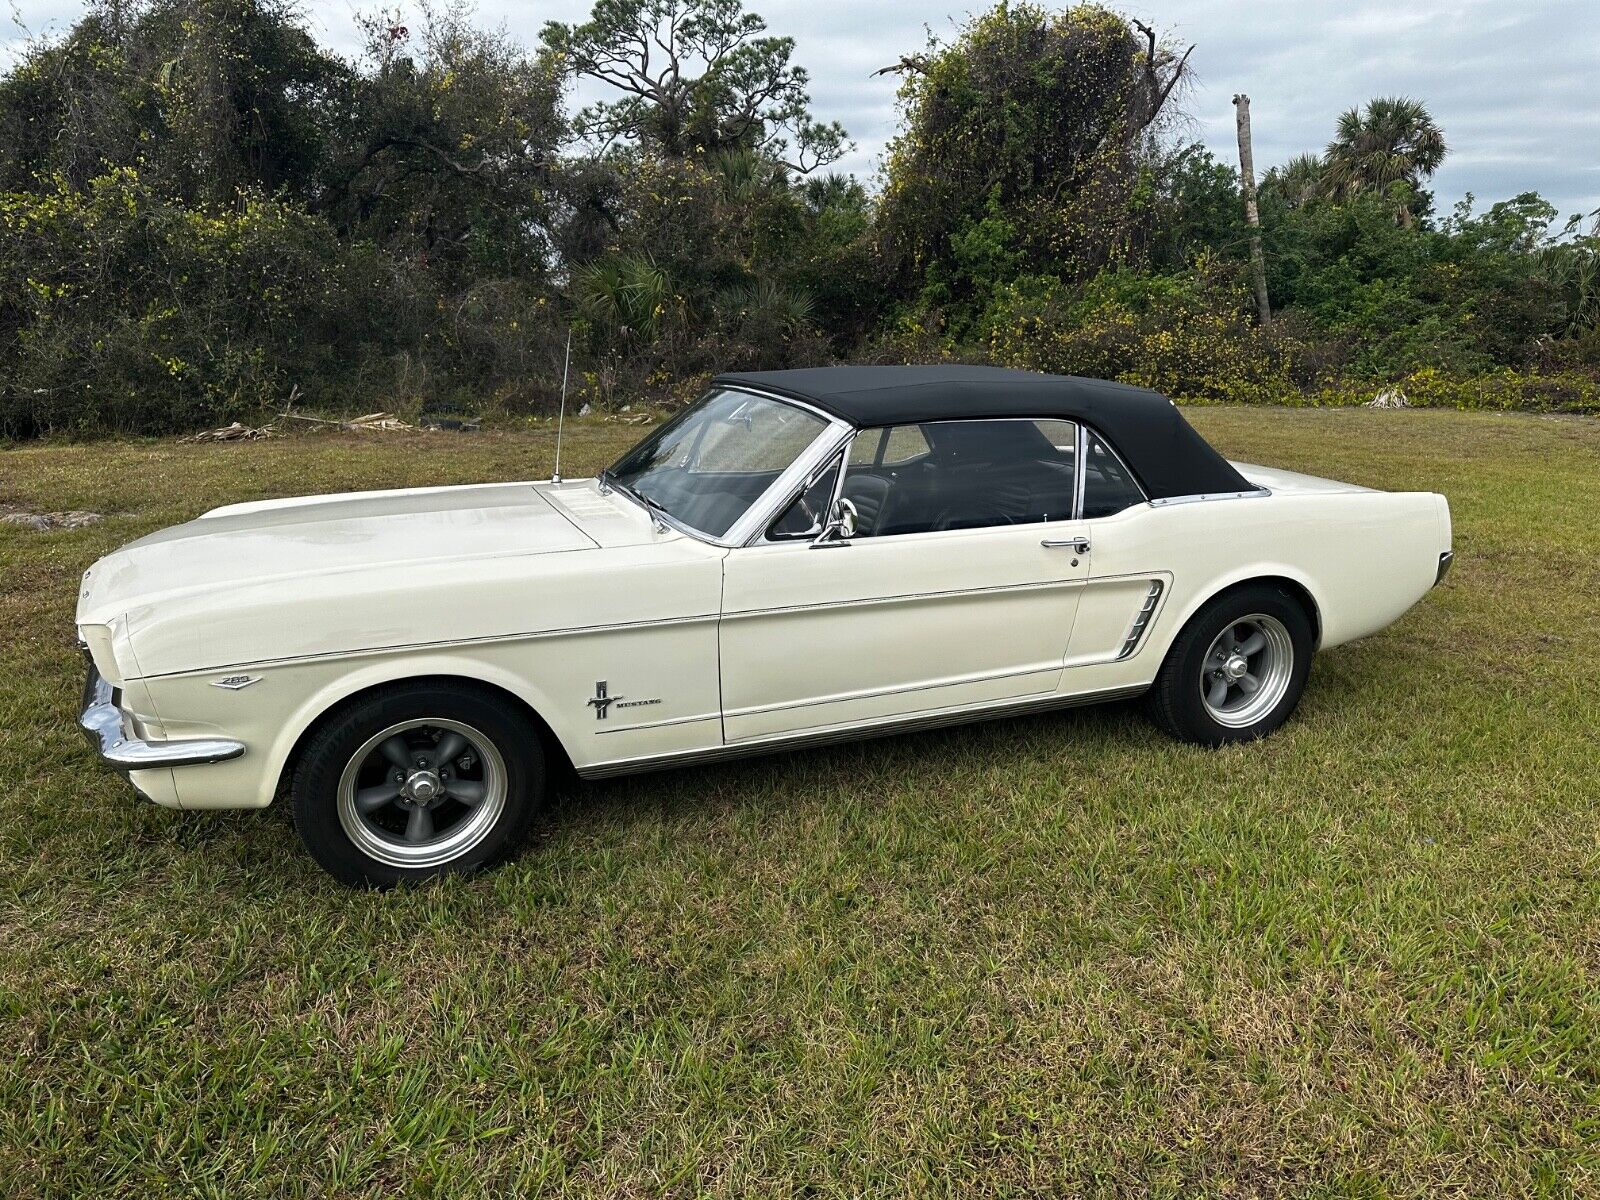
(1143, 584, 1315, 747)
(290, 682, 543, 888)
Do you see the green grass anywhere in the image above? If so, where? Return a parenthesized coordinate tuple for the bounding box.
(1, 409, 1597, 1198)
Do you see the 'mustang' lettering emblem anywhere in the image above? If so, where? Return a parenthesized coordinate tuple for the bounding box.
(587, 681, 661, 720)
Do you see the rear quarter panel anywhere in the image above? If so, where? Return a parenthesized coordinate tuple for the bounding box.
(1096, 489, 1447, 664)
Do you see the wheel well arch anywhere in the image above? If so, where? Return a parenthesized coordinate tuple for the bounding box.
(1194, 574, 1322, 647)
(272, 674, 574, 801)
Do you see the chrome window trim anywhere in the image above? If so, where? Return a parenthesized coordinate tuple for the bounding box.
(1073, 422, 1088, 520)
(751, 441, 851, 546)
(755, 416, 1087, 547)
(606, 385, 851, 549)
(1080, 426, 1150, 517)
(701, 386, 853, 548)
(1146, 487, 1271, 508)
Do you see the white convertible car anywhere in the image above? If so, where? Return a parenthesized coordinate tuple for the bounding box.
(77, 366, 1453, 885)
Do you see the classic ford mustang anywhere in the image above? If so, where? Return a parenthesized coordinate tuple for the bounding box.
(77, 366, 1453, 885)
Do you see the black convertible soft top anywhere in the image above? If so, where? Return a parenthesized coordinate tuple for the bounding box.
(711, 365, 1254, 501)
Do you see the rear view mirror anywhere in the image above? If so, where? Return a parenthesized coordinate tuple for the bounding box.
(812, 497, 859, 546)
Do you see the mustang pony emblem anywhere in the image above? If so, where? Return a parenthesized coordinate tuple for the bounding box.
(587, 680, 620, 719)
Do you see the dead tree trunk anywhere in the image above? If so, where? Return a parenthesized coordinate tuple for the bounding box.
(1233, 93, 1271, 327)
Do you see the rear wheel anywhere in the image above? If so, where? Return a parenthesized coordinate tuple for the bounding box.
(291, 683, 543, 887)
(1144, 584, 1314, 746)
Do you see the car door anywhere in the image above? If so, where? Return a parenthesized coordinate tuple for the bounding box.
(718, 419, 1093, 743)
(1063, 427, 1170, 668)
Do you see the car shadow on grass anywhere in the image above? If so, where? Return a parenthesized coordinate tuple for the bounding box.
(552, 696, 1158, 825)
(132, 655, 1404, 898)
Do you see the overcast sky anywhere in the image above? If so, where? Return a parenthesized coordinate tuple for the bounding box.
(6, 0, 1597, 223)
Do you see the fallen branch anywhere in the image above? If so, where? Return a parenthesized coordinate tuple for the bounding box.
(183, 421, 280, 442)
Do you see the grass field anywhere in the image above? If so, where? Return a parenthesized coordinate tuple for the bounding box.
(1, 408, 1597, 1198)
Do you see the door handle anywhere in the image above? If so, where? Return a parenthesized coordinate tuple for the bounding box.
(1042, 537, 1091, 554)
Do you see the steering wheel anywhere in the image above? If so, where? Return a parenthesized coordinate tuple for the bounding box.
(929, 509, 1021, 533)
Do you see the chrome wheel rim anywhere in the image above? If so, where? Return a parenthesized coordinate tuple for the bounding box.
(1200, 613, 1294, 729)
(336, 719, 507, 869)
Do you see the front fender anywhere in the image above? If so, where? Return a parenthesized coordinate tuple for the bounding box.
(142, 648, 570, 810)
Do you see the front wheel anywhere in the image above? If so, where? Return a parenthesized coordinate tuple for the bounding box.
(1143, 584, 1314, 746)
(291, 683, 543, 887)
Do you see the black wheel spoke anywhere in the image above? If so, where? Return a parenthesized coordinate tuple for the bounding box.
(355, 784, 399, 814)
(446, 778, 488, 805)
(404, 805, 435, 843)
(379, 736, 412, 770)
(433, 731, 468, 764)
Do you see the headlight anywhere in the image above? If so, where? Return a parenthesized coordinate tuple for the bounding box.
(77, 623, 125, 686)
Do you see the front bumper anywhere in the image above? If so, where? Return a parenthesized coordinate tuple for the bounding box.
(79, 661, 247, 772)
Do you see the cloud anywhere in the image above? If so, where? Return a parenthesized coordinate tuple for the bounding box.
(5, 0, 1596, 217)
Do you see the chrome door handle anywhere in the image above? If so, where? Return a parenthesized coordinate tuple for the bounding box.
(1042, 537, 1090, 554)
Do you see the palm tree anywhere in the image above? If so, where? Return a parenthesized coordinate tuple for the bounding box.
(572, 254, 677, 345)
(1263, 153, 1326, 210)
(1322, 96, 1446, 225)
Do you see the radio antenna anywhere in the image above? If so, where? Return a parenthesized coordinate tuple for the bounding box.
(551, 328, 572, 484)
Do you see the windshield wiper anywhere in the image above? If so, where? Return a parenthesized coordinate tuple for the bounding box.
(601, 470, 671, 532)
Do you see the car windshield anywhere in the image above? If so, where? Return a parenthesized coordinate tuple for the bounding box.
(603, 389, 830, 539)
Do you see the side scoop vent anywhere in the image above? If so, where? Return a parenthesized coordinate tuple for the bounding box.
(1117, 580, 1165, 660)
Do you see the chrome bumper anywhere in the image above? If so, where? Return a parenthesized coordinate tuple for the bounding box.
(79, 662, 246, 772)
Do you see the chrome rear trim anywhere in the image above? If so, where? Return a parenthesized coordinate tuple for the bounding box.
(1146, 487, 1271, 508)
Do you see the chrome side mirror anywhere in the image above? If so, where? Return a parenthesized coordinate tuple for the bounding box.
(811, 497, 859, 547)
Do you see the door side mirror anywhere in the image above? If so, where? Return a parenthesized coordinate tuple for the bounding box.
(811, 497, 859, 547)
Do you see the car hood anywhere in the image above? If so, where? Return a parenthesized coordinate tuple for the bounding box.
(77, 479, 654, 627)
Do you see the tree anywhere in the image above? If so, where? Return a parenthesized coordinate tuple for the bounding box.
(1143, 145, 1241, 272)
(319, 7, 567, 285)
(540, 0, 847, 172)
(1261, 153, 1325, 210)
(1322, 96, 1446, 226)
(1232, 93, 1270, 325)
(876, 2, 1193, 318)
(0, 0, 347, 205)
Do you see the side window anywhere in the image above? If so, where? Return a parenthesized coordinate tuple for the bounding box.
(847, 425, 930, 467)
(767, 454, 842, 540)
(879, 425, 930, 465)
(1081, 430, 1146, 518)
(840, 419, 1077, 537)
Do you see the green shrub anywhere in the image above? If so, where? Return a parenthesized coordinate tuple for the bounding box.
(983, 259, 1303, 403)
(0, 169, 412, 436)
